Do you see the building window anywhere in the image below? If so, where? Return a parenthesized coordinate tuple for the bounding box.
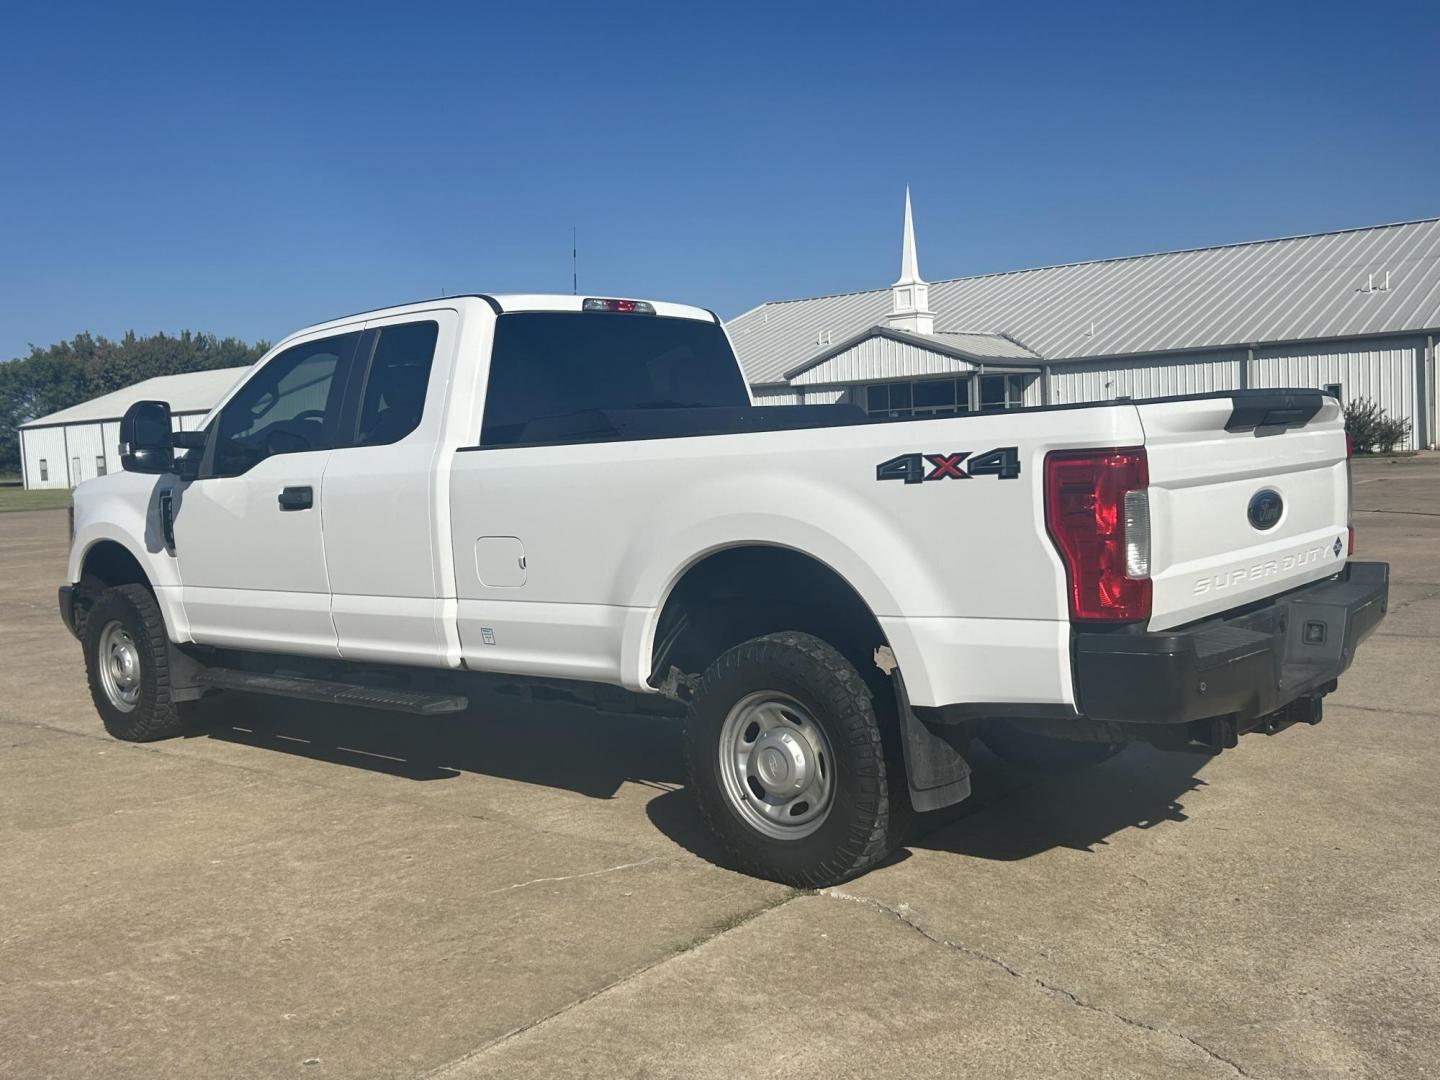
(860, 378, 971, 418)
(980, 374, 1029, 411)
(96, 455, 107, 477)
(1323, 382, 1342, 400)
(39, 459, 48, 482)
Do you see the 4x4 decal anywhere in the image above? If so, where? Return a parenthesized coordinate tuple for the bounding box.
(876, 446, 1021, 484)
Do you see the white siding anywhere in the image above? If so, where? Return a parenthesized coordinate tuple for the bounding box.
(21, 426, 69, 489)
(101, 421, 122, 476)
(753, 388, 804, 406)
(65, 424, 106, 485)
(1049, 351, 1244, 405)
(753, 387, 849, 407)
(1250, 340, 1421, 449)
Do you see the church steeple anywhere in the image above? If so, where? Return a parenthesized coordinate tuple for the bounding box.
(888, 186, 934, 334)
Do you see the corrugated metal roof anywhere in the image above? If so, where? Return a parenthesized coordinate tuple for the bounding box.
(930, 331, 1041, 360)
(21, 366, 252, 428)
(728, 217, 1440, 385)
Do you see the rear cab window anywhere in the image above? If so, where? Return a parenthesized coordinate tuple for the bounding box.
(479, 312, 748, 447)
(355, 321, 439, 447)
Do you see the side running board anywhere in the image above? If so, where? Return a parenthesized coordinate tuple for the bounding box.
(196, 668, 468, 715)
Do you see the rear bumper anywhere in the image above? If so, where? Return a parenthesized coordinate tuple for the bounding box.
(1073, 561, 1389, 726)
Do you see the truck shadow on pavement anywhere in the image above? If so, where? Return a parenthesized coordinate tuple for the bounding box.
(186, 688, 686, 799)
(908, 743, 1210, 862)
(188, 691, 1212, 866)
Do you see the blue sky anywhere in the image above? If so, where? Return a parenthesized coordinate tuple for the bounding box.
(2, 0, 1437, 359)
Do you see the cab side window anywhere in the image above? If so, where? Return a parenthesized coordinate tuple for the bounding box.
(210, 332, 359, 477)
(355, 321, 439, 447)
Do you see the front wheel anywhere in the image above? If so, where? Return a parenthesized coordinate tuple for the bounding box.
(684, 631, 902, 888)
(83, 584, 187, 742)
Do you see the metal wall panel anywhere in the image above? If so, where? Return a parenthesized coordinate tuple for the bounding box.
(64, 424, 106, 485)
(21, 426, 69, 489)
(1049, 351, 1244, 405)
(101, 421, 122, 476)
(1251, 339, 1421, 449)
(753, 388, 804, 406)
(752, 387, 851, 407)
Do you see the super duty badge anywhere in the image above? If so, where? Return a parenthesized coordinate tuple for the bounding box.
(876, 447, 1021, 484)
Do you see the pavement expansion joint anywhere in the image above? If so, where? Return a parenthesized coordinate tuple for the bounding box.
(822, 888, 1260, 1080)
(478, 856, 664, 897)
(422, 887, 804, 1078)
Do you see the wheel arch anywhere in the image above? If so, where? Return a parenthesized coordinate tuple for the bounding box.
(78, 538, 153, 592)
(646, 542, 891, 690)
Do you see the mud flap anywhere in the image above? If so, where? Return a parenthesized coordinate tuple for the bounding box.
(892, 670, 972, 812)
(167, 642, 209, 703)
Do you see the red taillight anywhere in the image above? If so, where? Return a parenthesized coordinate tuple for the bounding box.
(1045, 448, 1152, 622)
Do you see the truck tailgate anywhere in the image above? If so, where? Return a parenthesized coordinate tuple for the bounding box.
(1139, 392, 1350, 631)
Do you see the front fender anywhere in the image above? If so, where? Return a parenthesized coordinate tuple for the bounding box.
(68, 472, 190, 642)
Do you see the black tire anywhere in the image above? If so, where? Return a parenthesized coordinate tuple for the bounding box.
(981, 725, 1124, 772)
(83, 584, 186, 742)
(684, 631, 903, 888)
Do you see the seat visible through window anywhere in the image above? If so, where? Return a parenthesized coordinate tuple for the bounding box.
(356, 321, 439, 447)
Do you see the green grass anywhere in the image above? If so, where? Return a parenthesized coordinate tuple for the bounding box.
(0, 487, 73, 513)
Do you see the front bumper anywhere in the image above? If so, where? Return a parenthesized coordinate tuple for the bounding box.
(1073, 561, 1389, 727)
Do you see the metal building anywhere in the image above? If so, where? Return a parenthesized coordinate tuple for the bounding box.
(729, 192, 1440, 449)
(18, 366, 250, 489)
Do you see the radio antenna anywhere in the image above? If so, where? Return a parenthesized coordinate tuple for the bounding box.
(572, 227, 578, 295)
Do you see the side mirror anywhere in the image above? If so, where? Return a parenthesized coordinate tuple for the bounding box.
(120, 400, 175, 474)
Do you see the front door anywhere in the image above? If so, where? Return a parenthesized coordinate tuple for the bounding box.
(173, 328, 362, 656)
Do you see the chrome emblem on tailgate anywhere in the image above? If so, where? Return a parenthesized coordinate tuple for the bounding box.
(1247, 489, 1284, 531)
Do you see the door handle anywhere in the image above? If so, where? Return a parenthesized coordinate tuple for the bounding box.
(278, 486, 314, 511)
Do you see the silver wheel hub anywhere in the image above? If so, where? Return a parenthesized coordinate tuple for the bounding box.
(718, 691, 835, 841)
(751, 730, 811, 795)
(97, 620, 142, 713)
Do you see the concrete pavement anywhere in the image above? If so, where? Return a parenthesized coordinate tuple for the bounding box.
(2, 454, 1438, 1078)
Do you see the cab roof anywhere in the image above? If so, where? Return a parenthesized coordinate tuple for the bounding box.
(280, 293, 717, 349)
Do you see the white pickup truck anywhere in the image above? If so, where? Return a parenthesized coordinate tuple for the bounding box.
(62, 294, 1389, 886)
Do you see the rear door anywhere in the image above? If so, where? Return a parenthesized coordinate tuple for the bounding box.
(1139, 392, 1350, 630)
(174, 329, 362, 656)
(320, 309, 458, 665)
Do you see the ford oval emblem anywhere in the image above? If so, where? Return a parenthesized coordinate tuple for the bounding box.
(1248, 489, 1284, 531)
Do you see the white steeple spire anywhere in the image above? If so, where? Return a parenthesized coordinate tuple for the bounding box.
(888, 186, 934, 334)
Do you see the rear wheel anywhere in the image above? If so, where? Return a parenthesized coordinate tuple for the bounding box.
(981, 725, 1123, 772)
(83, 584, 186, 742)
(684, 631, 902, 888)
